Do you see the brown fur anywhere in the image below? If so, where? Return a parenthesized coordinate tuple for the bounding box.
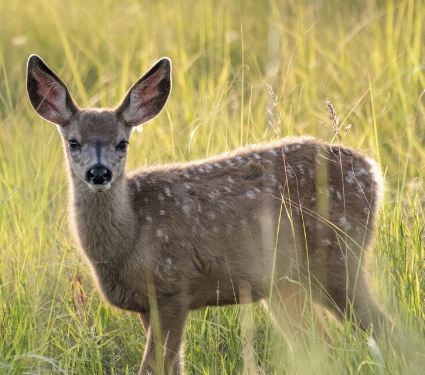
(27, 55, 389, 375)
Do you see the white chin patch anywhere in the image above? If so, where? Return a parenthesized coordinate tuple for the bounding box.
(88, 182, 111, 192)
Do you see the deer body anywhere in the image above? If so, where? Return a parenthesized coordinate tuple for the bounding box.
(27, 55, 389, 375)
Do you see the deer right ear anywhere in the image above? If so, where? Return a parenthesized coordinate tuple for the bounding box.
(116, 57, 171, 127)
(26, 55, 78, 126)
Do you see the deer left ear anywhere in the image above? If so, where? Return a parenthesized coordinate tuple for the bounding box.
(26, 55, 78, 126)
(116, 57, 171, 127)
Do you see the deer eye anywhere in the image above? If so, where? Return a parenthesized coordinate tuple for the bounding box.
(68, 140, 81, 151)
(116, 140, 128, 152)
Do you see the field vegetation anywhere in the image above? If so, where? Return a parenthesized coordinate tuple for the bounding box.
(0, 0, 424, 373)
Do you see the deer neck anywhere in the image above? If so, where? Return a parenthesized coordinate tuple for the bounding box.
(69, 171, 137, 265)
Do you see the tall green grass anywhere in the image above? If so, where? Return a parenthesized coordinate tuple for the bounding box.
(0, 0, 424, 373)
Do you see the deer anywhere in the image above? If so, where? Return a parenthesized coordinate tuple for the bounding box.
(27, 54, 390, 375)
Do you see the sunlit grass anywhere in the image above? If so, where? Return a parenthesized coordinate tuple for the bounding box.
(0, 0, 424, 373)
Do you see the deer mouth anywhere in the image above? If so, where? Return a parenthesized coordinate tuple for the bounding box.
(88, 181, 111, 192)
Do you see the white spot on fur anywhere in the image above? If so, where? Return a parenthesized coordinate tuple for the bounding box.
(158, 194, 165, 203)
(227, 177, 235, 183)
(226, 160, 233, 166)
(224, 187, 232, 192)
(236, 156, 243, 162)
(164, 188, 171, 197)
(322, 239, 331, 246)
(156, 230, 163, 237)
(246, 191, 255, 199)
(254, 188, 261, 193)
(146, 216, 152, 223)
(270, 175, 277, 185)
(309, 169, 314, 178)
(253, 153, 261, 159)
(298, 165, 304, 174)
(357, 167, 368, 176)
(214, 162, 222, 168)
(339, 216, 352, 230)
(183, 205, 190, 216)
(240, 219, 247, 226)
(336, 191, 342, 200)
(299, 141, 305, 145)
(265, 187, 272, 193)
(166, 258, 172, 265)
(181, 240, 192, 249)
(205, 164, 213, 172)
(286, 168, 293, 177)
(269, 149, 277, 156)
(207, 212, 216, 220)
(160, 210, 165, 215)
(226, 224, 233, 234)
(345, 171, 355, 184)
(198, 166, 205, 173)
(213, 226, 219, 233)
(208, 190, 220, 199)
(198, 204, 202, 213)
(135, 179, 141, 190)
(283, 146, 289, 152)
(278, 184, 283, 190)
(144, 197, 149, 203)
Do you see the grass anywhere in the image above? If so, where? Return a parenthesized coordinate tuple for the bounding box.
(0, 0, 424, 373)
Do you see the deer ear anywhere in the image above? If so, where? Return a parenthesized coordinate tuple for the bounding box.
(116, 58, 171, 127)
(26, 55, 78, 126)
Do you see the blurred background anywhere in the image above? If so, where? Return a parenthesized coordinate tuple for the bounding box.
(0, 0, 424, 373)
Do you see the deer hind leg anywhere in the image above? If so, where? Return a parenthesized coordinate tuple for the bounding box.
(352, 280, 391, 336)
(267, 280, 332, 350)
(324, 252, 391, 337)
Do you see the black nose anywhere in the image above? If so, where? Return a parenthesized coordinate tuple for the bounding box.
(86, 165, 112, 185)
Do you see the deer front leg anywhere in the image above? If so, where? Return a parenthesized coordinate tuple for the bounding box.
(139, 303, 188, 375)
(139, 311, 151, 333)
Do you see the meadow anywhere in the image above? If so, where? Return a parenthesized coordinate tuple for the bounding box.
(0, 0, 425, 373)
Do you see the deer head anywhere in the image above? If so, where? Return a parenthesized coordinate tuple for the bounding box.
(27, 55, 171, 192)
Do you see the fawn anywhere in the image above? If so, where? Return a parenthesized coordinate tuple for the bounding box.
(27, 54, 389, 374)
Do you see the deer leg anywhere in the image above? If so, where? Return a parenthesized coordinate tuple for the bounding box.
(325, 264, 391, 337)
(268, 281, 332, 349)
(139, 303, 188, 375)
(139, 311, 151, 333)
(351, 275, 392, 337)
